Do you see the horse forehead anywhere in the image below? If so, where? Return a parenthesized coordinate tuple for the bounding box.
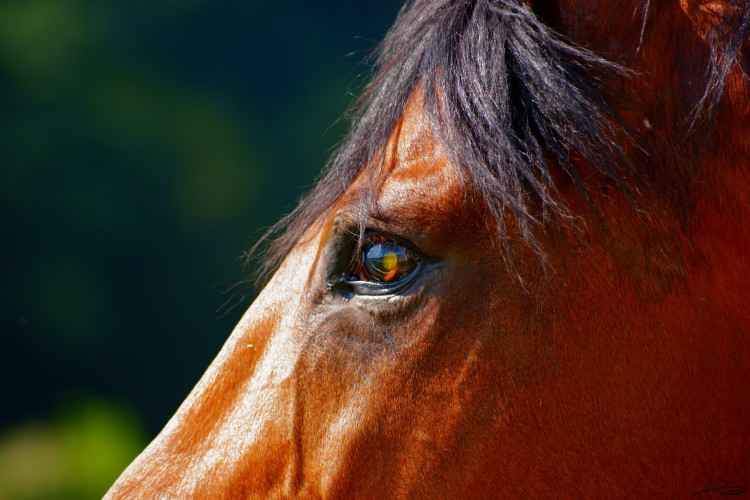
(378, 98, 463, 215)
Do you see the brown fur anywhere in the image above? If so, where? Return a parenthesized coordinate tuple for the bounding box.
(107, 1, 749, 496)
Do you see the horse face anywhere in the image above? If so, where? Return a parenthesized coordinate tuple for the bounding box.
(107, 91, 750, 498)
(106, 94, 522, 496)
(108, 0, 750, 496)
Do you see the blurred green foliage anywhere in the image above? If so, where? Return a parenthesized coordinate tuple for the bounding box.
(0, 399, 145, 499)
(0, 0, 401, 495)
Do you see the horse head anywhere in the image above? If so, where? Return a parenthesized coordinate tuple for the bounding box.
(108, 0, 750, 496)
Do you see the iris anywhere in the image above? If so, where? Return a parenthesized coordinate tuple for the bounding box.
(355, 240, 420, 283)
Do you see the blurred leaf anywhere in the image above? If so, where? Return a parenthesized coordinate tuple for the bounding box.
(0, 0, 102, 93)
(86, 67, 260, 226)
(0, 399, 145, 500)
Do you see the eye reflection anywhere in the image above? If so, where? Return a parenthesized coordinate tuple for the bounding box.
(353, 240, 421, 283)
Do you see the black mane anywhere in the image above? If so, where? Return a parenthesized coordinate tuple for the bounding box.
(247, 0, 749, 287)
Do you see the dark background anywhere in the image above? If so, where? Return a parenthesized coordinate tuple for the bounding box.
(0, 1, 402, 497)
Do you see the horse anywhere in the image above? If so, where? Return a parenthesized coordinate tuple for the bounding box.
(107, 0, 750, 496)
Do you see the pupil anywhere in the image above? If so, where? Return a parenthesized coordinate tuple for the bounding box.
(364, 243, 407, 282)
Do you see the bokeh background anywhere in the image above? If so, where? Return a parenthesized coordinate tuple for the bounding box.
(0, 1, 402, 497)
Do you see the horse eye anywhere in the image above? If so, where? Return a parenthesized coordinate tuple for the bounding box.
(354, 240, 420, 283)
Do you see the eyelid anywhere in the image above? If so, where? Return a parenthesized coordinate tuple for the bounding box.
(359, 230, 423, 254)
